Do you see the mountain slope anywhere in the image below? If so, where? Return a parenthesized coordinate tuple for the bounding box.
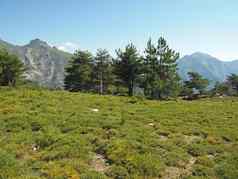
(0, 39, 72, 88)
(178, 52, 238, 83)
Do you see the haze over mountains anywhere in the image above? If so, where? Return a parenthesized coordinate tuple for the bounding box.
(178, 52, 238, 84)
(0, 38, 237, 88)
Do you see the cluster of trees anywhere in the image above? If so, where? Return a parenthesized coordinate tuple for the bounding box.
(212, 74, 238, 96)
(181, 72, 209, 99)
(1, 37, 238, 100)
(0, 49, 24, 86)
(65, 49, 114, 94)
(181, 72, 238, 99)
(64, 35, 238, 100)
(65, 37, 181, 99)
(64, 37, 238, 99)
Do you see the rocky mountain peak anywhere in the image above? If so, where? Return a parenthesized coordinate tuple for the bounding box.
(190, 52, 216, 59)
(27, 39, 49, 48)
(0, 38, 72, 89)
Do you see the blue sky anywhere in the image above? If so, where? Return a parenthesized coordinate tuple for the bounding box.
(0, 0, 237, 60)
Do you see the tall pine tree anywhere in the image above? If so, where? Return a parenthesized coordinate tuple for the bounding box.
(143, 37, 180, 99)
(143, 38, 158, 98)
(94, 49, 113, 94)
(115, 43, 141, 96)
(64, 50, 93, 92)
(227, 74, 238, 95)
(0, 49, 24, 86)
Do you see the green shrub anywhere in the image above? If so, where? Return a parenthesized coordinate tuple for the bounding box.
(31, 121, 42, 132)
(191, 164, 215, 177)
(80, 171, 107, 179)
(106, 165, 129, 179)
(0, 88, 238, 178)
(164, 150, 189, 167)
(215, 152, 238, 179)
(0, 149, 17, 168)
(0, 149, 22, 178)
(128, 153, 164, 177)
(35, 132, 59, 149)
(196, 156, 214, 167)
(106, 139, 135, 165)
(187, 143, 207, 157)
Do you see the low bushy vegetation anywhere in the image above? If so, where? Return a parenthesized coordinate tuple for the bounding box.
(0, 87, 238, 178)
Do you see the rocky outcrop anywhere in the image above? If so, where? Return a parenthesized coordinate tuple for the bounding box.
(0, 39, 71, 88)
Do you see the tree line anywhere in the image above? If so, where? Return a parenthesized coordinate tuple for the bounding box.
(65, 37, 181, 99)
(64, 37, 238, 99)
(0, 37, 238, 100)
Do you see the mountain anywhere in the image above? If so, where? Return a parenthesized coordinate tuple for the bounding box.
(0, 38, 72, 88)
(1, 38, 238, 88)
(178, 52, 238, 84)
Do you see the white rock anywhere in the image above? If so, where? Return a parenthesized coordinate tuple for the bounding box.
(91, 108, 99, 112)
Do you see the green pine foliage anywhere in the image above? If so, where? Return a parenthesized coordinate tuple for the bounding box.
(94, 49, 114, 94)
(227, 73, 238, 95)
(62, 37, 238, 100)
(182, 72, 209, 98)
(64, 37, 181, 100)
(143, 37, 180, 99)
(115, 43, 142, 96)
(211, 82, 230, 96)
(210, 74, 238, 97)
(0, 49, 24, 86)
(64, 50, 94, 92)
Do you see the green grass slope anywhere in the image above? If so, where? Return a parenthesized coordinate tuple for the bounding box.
(0, 88, 238, 179)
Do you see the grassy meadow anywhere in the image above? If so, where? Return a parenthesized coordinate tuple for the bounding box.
(0, 87, 238, 179)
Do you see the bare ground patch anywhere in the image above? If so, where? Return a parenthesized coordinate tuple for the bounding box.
(163, 157, 196, 179)
(91, 154, 109, 173)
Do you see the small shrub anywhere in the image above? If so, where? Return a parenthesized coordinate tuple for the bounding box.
(0, 149, 22, 178)
(196, 156, 215, 167)
(192, 164, 215, 177)
(128, 154, 164, 177)
(80, 171, 107, 179)
(215, 152, 238, 179)
(187, 143, 207, 157)
(106, 165, 129, 179)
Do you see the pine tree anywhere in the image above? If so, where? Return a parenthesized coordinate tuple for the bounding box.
(115, 43, 141, 96)
(183, 72, 209, 96)
(94, 49, 113, 94)
(211, 82, 230, 96)
(143, 38, 158, 97)
(227, 74, 238, 95)
(0, 49, 24, 86)
(64, 50, 93, 92)
(143, 37, 180, 99)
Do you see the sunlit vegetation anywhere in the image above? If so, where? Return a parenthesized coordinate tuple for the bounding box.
(0, 87, 237, 178)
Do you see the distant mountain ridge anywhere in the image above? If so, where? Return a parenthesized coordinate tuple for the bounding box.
(0, 38, 237, 88)
(178, 52, 238, 84)
(0, 38, 71, 88)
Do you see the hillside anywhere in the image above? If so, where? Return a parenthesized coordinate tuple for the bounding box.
(0, 39, 71, 88)
(0, 87, 237, 178)
(178, 52, 238, 83)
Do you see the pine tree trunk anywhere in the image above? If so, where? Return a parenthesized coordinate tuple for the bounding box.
(128, 80, 134, 96)
(100, 73, 103, 95)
